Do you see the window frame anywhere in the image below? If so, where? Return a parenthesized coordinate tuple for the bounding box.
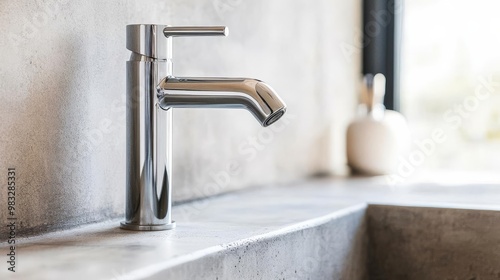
(362, 0, 402, 111)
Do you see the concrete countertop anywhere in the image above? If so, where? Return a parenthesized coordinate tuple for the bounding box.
(1, 176, 500, 279)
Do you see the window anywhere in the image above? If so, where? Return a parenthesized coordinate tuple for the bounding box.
(401, 0, 500, 173)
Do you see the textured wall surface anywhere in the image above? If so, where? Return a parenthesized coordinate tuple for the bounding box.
(0, 0, 360, 236)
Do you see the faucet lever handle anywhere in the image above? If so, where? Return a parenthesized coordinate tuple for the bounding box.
(163, 26, 228, 37)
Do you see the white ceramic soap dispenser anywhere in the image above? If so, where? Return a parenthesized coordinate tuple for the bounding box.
(346, 74, 410, 175)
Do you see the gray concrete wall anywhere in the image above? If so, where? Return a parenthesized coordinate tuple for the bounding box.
(0, 0, 360, 236)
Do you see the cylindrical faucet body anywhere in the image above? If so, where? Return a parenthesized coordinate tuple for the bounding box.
(121, 25, 176, 230)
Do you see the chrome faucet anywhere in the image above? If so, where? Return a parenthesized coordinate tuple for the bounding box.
(121, 25, 286, 231)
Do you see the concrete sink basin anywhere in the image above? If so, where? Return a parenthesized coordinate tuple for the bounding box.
(161, 204, 500, 279)
(367, 205, 500, 280)
(3, 180, 500, 280)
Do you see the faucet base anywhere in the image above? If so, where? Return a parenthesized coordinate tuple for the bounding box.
(119, 221, 176, 231)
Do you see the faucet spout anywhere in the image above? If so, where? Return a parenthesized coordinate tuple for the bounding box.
(157, 77, 287, 127)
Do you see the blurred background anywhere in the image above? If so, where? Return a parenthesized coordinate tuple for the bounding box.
(361, 0, 500, 181)
(401, 0, 500, 173)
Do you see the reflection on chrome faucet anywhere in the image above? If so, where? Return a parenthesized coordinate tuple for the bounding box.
(158, 77, 286, 126)
(121, 25, 286, 231)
